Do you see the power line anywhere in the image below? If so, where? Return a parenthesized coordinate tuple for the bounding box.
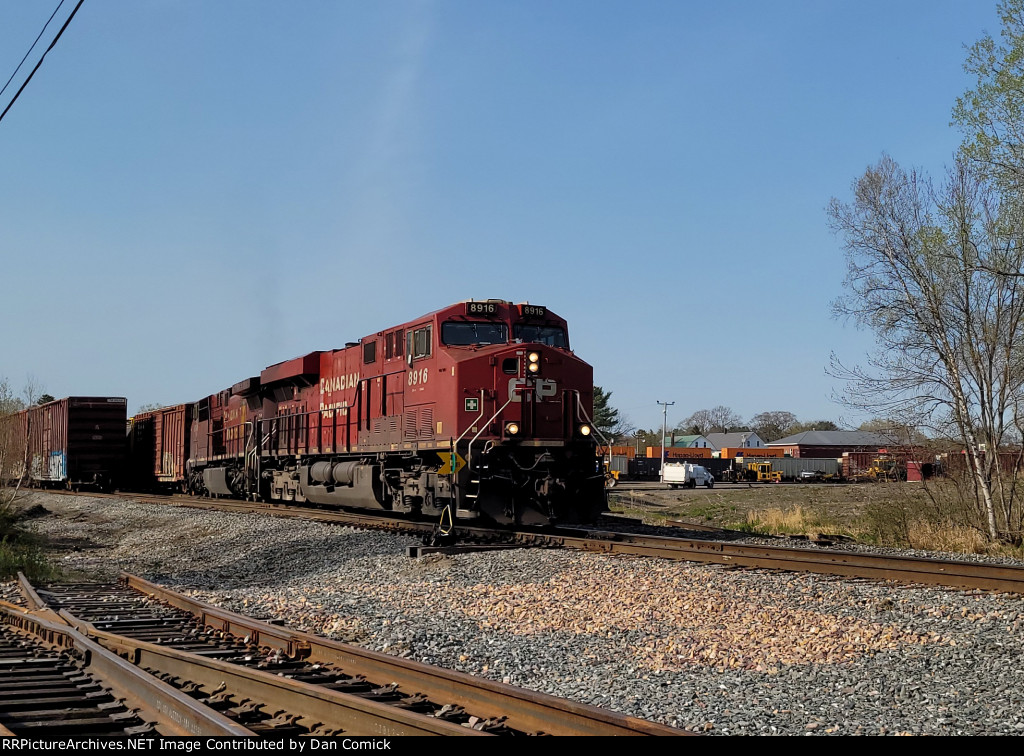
(0, 0, 68, 103)
(0, 0, 85, 128)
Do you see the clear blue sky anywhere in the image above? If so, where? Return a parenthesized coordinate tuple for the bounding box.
(0, 0, 1002, 431)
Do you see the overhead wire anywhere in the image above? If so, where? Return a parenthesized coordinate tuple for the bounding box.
(0, 0, 67, 103)
(0, 0, 86, 127)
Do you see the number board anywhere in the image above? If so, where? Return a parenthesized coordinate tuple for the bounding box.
(466, 302, 498, 315)
(519, 304, 546, 318)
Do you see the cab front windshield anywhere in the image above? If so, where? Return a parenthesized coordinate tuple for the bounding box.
(442, 321, 509, 346)
(513, 324, 567, 347)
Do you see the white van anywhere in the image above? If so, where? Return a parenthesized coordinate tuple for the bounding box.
(663, 462, 715, 489)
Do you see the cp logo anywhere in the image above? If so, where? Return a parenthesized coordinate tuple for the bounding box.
(508, 378, 557, 402)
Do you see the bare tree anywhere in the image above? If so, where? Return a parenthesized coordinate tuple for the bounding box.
(0, 378, 27, 507)
(21, 375, 45, 407)
(678, 406, 744, 436)
(829, 155, 1024, 542)
(749, 411, 798, 442)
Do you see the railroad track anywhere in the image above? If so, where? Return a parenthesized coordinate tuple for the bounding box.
(18, 573, 684, 737)
(24, 487, 1024, 593)
(0, 600, 252, 736)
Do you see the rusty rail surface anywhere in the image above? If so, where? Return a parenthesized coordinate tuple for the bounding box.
(515, 530, 1024, 592)
(158, 493, 1024, 593)
(0, 600, 253, 736)
(29, 488, 1024, 592)
(29, 578, 683, 736)
(121, 573, 682, 736)
(27, 581, 488, 737)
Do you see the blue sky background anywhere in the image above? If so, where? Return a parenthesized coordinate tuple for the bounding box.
(0, 0, 1002, 431)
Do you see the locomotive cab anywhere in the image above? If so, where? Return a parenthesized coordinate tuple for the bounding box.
(434, 302, 605, 525)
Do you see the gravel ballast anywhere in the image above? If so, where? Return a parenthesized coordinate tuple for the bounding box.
(16, 492, 1024, 736)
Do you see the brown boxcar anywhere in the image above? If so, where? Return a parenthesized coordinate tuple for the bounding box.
(21, 397, 127, 490)
(128, 404, 191, 490)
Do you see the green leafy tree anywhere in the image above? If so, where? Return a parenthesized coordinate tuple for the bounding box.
(783, 419, 840, 435)
(632, 428, 662, 450)
(593, 386, 631, 439)
(955, 0, 1024, 191)
(35, 394, 55, 406)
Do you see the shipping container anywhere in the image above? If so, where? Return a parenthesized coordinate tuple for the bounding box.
(21, 397, 127, 489)
(719, 447, 784, 459)
(646, 446, 712, 459)
(597, 445, 636, 459)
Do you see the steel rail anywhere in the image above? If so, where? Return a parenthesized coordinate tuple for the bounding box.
(16, 572, 47, 611)
(159, 493, 1024, 592)
(121, 573, 684, 736)
(515, 530, 1024, 593)
(0, 602, 254, 736)
(23, 581, 497, 736)
(63, 626, 483, 737)
(26, 488, 1024, 592)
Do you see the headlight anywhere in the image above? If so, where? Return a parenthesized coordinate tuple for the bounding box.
(527, 362, 540, 373)
(579, 424, 592, 436)
(528, 352, 540, 363)
(506, 422, 520, 435)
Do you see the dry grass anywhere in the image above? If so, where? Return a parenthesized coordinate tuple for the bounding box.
(739, 506, 854, 538)
(609, 480, 1024, 558)
(903, 519, 990, 554)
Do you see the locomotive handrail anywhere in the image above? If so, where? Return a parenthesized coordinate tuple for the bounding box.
(575, 393, 612, 453)
(466, 393, 519, 474)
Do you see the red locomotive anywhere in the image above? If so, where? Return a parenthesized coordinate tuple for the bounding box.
(130, 300, 605, 526)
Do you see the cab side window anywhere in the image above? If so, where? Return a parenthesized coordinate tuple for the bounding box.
(407, 325, 432, 361)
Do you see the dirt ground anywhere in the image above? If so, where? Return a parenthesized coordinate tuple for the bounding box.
(608, 481, 928, 537)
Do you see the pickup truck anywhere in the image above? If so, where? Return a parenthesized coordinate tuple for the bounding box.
(663, 462, 715, 489)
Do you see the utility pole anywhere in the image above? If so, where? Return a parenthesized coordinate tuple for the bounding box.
(657, 400, 674, 482)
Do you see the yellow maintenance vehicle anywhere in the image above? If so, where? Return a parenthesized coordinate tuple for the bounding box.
(867, 454, 902, 481)
(747, 461, 783, 483)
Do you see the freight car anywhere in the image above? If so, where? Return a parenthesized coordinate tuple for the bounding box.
(127, 404, 190, 491)
(8, 397, 127, 491)
(130, 300, 605, 527)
